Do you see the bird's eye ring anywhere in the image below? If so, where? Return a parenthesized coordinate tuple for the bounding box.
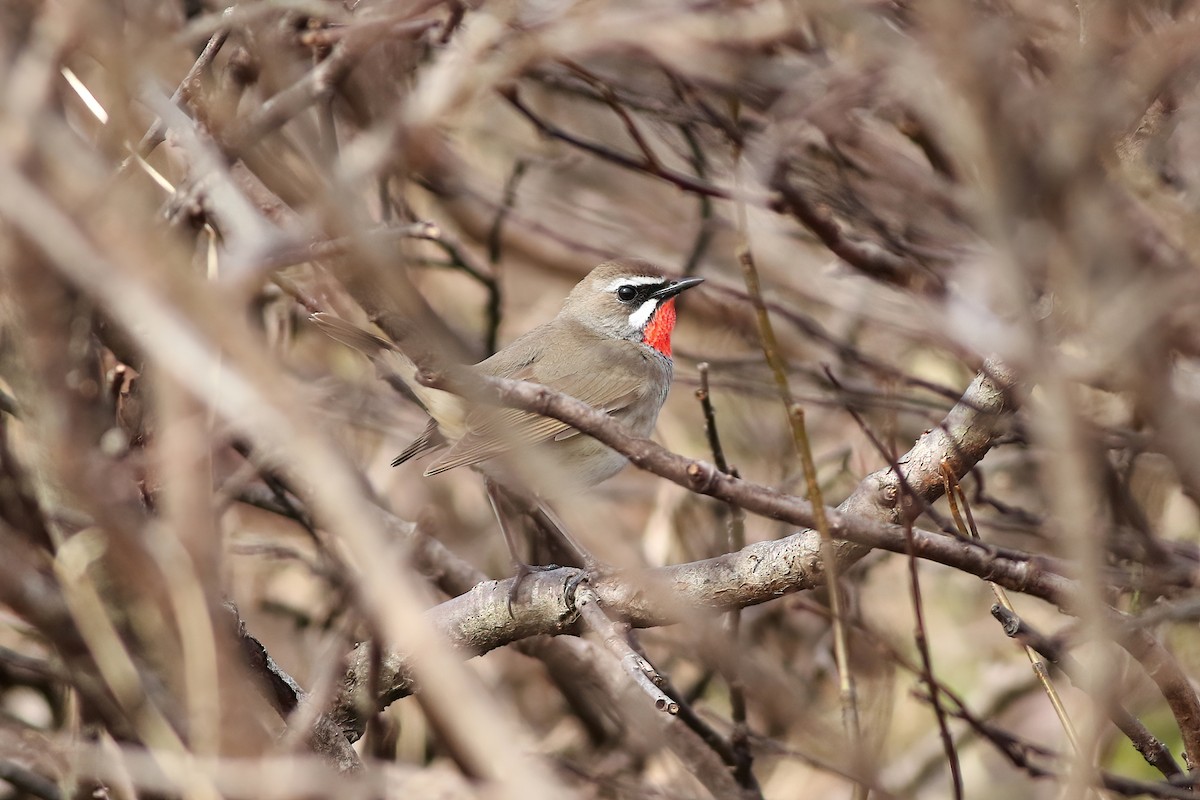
(617, 285, 637, 302)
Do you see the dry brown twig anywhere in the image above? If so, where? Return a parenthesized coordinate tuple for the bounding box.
(573, 586, 678, 716)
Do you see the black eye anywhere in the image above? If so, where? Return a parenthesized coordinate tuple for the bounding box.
(617, 285, 637, 302)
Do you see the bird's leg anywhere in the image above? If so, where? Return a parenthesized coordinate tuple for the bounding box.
(486, 480, 605, 612)
(484, 477, 526, 568)
(484, 478, 553, 615)
(527, 500, 608, 609)
(529, 500, 600, 573)
(490, 484, 600, 572)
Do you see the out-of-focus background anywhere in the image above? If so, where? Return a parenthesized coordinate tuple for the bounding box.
(4, 1, 1200, 798)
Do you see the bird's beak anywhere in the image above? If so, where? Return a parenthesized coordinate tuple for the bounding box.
(650, 276, 705, 300)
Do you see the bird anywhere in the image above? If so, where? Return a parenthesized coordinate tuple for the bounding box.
(313, 257, 704, 575)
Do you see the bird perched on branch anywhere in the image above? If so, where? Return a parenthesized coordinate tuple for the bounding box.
(314, 257, 703, 579)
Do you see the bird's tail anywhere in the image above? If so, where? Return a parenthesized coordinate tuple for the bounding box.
(310, 312, 397, 358)
(390, 418, 447, 466)
(309, 313, 465, 437)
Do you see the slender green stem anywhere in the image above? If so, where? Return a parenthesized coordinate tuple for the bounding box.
(733, 181, 865, 794)
(943, 465, 1080, 751)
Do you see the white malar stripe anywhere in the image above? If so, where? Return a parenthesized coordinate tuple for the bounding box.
(628, 298, 661, 329)
(603, 275, 667, 292)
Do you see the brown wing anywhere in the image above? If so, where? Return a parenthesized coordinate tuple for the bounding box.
(423, 333, 647, 476)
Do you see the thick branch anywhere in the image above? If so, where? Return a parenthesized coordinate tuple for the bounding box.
(421, 358, 1031, 591)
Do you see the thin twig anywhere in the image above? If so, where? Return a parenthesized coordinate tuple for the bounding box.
(574, 586, 678, 715)
(941, 464, 1081, 753)
(990, 605, 1183, 780)
(695, 363, 732, 476)
(901, 518, 965, 800)
(119, 26, 230, 171)
(823, 366, 956, 534)
(486, 159, 527, 264)
(659, 670, 738, 766)
(791, 402, 865, 784)
(679, 123, 715, 277)
(702, 283, 970, 407)
(230, 441, 318, 540)
(561, 62, 663, 170)
(732, 157, 864, 785)
(501, 85, 756, 202)
(695, 363, 754, 787)
(822, 366, 961, 793)
(439, 0, 466, 44)
(804, 600, 1191, 800)
(770, 161, 932, 291)
(409, 224, 503, 357)
(52, 536, 223, 800)
(227, 17, 438, 154)
(939, 692, 1200, 800)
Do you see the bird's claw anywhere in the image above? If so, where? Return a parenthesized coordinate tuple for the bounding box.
(506, 561, 560, 618)
(563, 568, 589, 609)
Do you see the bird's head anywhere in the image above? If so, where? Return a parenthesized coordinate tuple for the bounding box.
(561, 259, 704, 357)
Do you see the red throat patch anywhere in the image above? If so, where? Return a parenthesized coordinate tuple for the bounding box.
(642, 298, 677, 357)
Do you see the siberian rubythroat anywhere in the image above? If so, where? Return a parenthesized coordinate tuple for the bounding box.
(314, 258, 703, 567)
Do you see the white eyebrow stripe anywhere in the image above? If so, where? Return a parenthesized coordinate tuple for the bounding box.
(628, 298, 660, 329)
(603, 275, 667, 292)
